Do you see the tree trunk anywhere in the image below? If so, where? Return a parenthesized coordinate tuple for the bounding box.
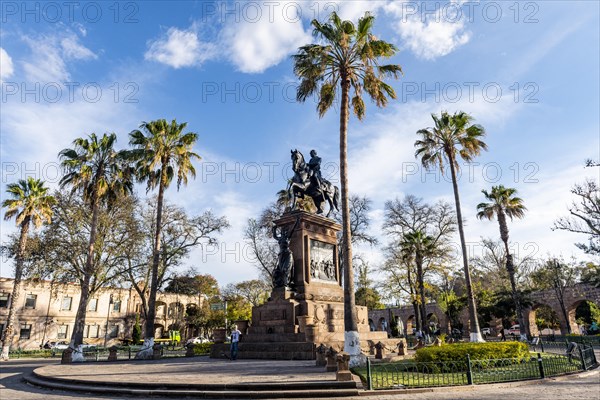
(339, 73, 361, 365)
(416, 252, 429, 335)
(406, 265, 421, 332)
(140, 166, 167, 357)
(69, 199, 99, 360)
(0, 219, 30, 360)
(498, 210, 526, 339)
(448, 154, 482, 342)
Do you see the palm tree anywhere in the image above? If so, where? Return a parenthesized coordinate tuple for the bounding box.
(128, 119, 199, 357)
(59, 133, 132, 354)
(0, 178, 55, 360)
(292, 11, 402, 363)
(415, 111, 487, 342)
(477, 185, 527, 338)
(402, 230, 437, 337)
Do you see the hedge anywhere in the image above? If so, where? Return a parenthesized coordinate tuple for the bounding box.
(414, 341, 529, 363)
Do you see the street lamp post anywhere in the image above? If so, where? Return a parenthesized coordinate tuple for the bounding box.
(104, 294, 114, 348)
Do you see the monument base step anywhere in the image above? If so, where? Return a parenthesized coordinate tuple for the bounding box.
(210, 342, 316, 360)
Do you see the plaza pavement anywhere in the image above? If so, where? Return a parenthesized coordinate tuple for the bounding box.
(0, 356, 598, 399)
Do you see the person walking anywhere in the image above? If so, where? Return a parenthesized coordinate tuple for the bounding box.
(230, 325, 241, 361)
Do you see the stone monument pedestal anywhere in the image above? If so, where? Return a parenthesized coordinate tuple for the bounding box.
(210, 211, 390, 360)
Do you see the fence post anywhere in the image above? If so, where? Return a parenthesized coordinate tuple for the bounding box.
(128, 346, 131, 360)
(466, 354, 473, 385)
(537, 352, 545, 379)
(591, 344, 598, 366)
(540, 340, 544, 353)
(578, 346, 586, 370)
(366, 357, 373, 390)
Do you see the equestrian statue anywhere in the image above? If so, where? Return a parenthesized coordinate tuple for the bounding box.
(288, 149, 339, 218)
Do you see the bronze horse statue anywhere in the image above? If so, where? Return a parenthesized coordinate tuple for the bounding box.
(288, 149, 339, 217)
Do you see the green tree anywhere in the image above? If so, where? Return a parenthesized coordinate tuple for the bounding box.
(127, 119, 200, 357)
(132, 314, 142, 344)
(531, 258, 580, 334)
(477, 185, 527, 338)
(293, 11, 401, 364)
(59, 133, 132, 354)
(415, 111, 488, 342)
(401, 230, 437, 335)
(354, 259, 384, 310)
(0, 178, 55, 360)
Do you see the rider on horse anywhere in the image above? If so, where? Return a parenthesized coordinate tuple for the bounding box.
(307, 150, 324, 196)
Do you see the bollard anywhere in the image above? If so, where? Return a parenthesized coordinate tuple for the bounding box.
(61, 347, 73, 364)
(335, 352, 353, 381)
(375, 341, 385, 360)
(186, 343, 195, 357)
(397, 339, 408, 356)
(108, 346, 118, 361)
(315, 344, 327, 367)
(152, 343, 162, 360)
(325, 346, 338, 372)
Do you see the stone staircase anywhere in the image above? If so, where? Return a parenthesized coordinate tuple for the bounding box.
(210, 341, 316, 360)
(25, 369, 360, 398)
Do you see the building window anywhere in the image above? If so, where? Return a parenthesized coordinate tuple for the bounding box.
(109, 325, 119, 338)
(57, 324, 69, 339)
(112, 300, 121, 312)
(88, 299, 98, 312)
(61, 296, 73, 311)
(0, 293, 9, 308)
(25, 294, 37, 309)
(85, 325, 99, 338)
(19, 324, 32, 339)
(135, 303, 142, 313)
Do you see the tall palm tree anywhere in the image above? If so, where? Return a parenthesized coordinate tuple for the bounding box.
(415, 111, 487, 342)
(402, 230, 436, 337)
(477, 185, 527, 338)
(59, 133, 132, 354)
(128, 119, 199, 357)
(0, 178, 55, 360)
(293, 11, 402, 363)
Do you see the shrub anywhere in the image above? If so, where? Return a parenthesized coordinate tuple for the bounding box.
(414, 341, 529, 363)
(192, 342, 212, 355)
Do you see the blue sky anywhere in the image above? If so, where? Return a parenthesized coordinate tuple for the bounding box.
(1, 1, 599, 287)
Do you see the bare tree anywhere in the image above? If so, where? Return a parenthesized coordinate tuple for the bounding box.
(553, 178, 600, 256)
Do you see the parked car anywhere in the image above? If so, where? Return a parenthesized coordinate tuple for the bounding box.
(53, 341, 70, 350)
(186, 336, 209, 345)
(506, 324, 520, 336)
(52, 341, 96, 351)
(481, 327, 492, 336)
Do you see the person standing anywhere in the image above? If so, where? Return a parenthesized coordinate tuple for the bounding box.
(230, 325, 242, 361)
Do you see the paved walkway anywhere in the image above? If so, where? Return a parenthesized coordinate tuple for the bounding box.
(33, 357, 335, 385)
(1, 357, 599, 399)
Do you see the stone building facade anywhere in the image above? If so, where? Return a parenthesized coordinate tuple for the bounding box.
(369, 284, 600, 337)
(0, 277, 203, 350)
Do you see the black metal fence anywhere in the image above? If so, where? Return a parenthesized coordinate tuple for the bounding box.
(358, 342, 598, 390)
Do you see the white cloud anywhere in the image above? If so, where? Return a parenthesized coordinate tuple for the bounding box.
(145, 27, 217, 69)
(221, 6, 310, 73)
(385, 2, 471, 60)
(21, 30, 96, 82)
(0, 47, 14, 81)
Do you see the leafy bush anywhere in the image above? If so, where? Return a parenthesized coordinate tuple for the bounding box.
(415, 342, 529, 363)
(192, 342, 212, 355)
(9, 349, 55, 358)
